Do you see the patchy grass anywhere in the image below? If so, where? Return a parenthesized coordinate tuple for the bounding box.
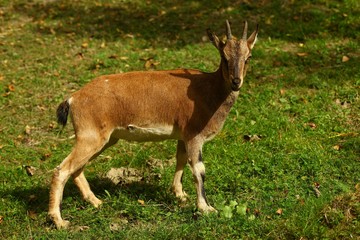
(0, 0, 359, 239)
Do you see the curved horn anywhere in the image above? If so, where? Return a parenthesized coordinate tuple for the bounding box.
(242, 21, 248, 40)
(226, 20, 232, 40)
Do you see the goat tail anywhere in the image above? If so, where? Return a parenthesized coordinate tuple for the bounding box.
(57, 100, 70, 127)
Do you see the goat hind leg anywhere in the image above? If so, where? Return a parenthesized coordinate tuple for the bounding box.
(48, 138, 106, 229)
(72, 168, 102, 208)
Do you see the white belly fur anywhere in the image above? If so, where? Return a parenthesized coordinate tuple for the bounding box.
(112, 124, 178, 142)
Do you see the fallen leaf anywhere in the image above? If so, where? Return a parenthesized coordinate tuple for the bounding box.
(110, 222, 121, 231)
(138, 199, 145, 206)
(8, 84, 15, 91)
(23, 165, 36, 176)
(333, 145, 341, 151)
(254, 209, 261, 216)
(27, 210, 37, 220)
(25, 125, 31, 135)
(76, 52, 85, 59)
(276, 208, 283, 215)
(243, 134, 262, 142)
(108, 54, 118, 59)
(342, 55, 350, 62)
(81, 42, 89, 48)
(306, 122, 317, 129)
(0, 216, 3, 224)
(141, 57, 160, 70)
(76, 226, 90, 231)
(29, 194, 37, 202)
(37, 105, 47, 111)
(280, 89, 286, 95)
(41, 153, 51, 161)
(297, 52, 308, 57)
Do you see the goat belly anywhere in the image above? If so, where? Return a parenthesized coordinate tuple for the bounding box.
(111, 124, 179, 142)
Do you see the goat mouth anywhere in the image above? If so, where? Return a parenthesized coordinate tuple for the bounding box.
(231, 84, 241, 91)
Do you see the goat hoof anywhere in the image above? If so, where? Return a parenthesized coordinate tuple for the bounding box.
(199, 204, 218, 214)
(55, 220, 70, 229)
(89, 197, 102, 208)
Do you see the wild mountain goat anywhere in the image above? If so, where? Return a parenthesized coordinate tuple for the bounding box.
(49, 20, 258, 229)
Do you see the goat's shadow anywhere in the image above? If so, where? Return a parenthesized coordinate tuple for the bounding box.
(2, 175, 175, 222)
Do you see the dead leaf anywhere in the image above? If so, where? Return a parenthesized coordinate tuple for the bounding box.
(141, 57, 160, 70)
(306, 122, 317, 129)
(280, 89, 286, 95)
(27, 210, 37, 220)
(243, 134, 262, 142)
(342, 55, 350, 62)
(76, 226, 90, 231)
(76, 52, 85, 59)
(81, 42, 89, 48)
(23, 165, 36, 176)
(8, 84, 15, 91)
(138, 199, 145, 206)
(42, 152, 52, 160)
(29, 194, 37, 202)
(25, 125, 31, 135)
(297, 52, 308, 57)
(110, 222, 121, 231)
(276, 208, 283, 215)
(0, 216, 3, 224)
(108, 54, 118, 59)
(335, 99, 350, 108)
(313, 182, 321, 197)
(333, 145, 341, 151)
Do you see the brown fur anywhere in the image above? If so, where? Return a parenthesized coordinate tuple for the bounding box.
(49, 20, 258, 229)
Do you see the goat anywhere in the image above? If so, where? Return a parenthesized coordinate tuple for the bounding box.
(48, 20, 258, 229)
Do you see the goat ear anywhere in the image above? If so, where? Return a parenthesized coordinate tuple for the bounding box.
(247, 24, 259, 50)
(207, 28, 221, 50)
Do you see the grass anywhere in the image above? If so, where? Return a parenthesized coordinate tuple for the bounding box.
(0, 0, 359, 239)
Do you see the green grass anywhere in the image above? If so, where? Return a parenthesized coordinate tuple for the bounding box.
(0, 0, 359, 239)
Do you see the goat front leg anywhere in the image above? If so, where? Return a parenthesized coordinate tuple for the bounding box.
(172, 140, 188, 202)
(186, 140, 217, 213)
(48, 135, 106, 229)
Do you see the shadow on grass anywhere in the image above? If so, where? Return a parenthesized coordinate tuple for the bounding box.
(13, 0, 358, 47)
(1, 175, 172, 219)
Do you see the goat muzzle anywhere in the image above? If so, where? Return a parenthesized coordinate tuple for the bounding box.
(231, 78, 241, 91)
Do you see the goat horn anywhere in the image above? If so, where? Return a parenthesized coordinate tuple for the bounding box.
(242, 21, 248, 40)
(226, 20, 232, 40)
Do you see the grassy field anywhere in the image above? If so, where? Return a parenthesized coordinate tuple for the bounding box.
(0, 0, 359, 239)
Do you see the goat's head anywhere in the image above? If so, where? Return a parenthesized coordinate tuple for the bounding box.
(207, 20, 258, 91)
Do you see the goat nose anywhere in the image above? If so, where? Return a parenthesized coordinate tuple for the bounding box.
(233, 78, 240, 85)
